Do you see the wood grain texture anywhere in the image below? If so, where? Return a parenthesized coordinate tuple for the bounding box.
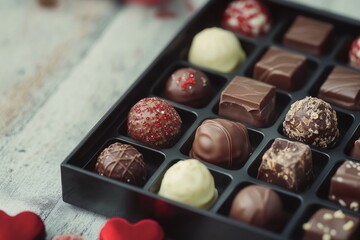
(0, 0, 207, 238)
(0, 0, 359, 239)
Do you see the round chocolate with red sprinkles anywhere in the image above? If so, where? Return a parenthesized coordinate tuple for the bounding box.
(164, 67, 214, 108)
(127, 97, 182, 148)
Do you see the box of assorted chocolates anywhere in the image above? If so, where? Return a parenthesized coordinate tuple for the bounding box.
(61, 0, 360, 239)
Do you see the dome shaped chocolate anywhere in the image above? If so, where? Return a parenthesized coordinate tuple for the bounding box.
(229, 185, 285, 231)
(190, 118, 251, 169)
(95, 142, 146, 186)
(164, 67, 214, 108)
(283, 96, 339, 148)
(127, 97, 182, 148)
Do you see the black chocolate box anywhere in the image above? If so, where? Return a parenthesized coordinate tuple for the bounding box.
(61, 0, 360, 239)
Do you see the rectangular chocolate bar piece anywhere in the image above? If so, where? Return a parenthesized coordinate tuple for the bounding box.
(257, 138, 313, 191)
(283, 16, 334, 55)
(219, 76, 275, 128)
(303, 209, 360, 240)
(318, 67, 360, 110)
(253, 47, 306, 91)
(329, 160, 360, 211)
(351, 138, 360, 160)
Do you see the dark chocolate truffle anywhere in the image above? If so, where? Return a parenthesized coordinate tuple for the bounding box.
(190, 118, 251, 169)
(229, 185, 284, 231)
(351, 138, 360, 160)
(303, 209, 360, 240)
(329, 160, 360, 211)
(219, 76, 276, 128)
(222, 0, 271, 37)
(127, 97, 182, 148)
(95, 142, 146, 186)
(257, 138, 313, 192)
(318, 67, 360, 111)
(164, 67, 214, 108)
(283, 96, 339, 148)
(283, 16, 334, 55)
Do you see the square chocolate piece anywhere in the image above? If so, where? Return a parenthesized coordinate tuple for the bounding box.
(329, 160, 360, 211)
(318, 67, 360, 111)
(303, 209, 360, 240)
(253, 47, 306, 91)
(257, 138, 313, 191)
(283, 16, 334, 55)
(351, 138, 360, 160)
(219, 76, 275, 128)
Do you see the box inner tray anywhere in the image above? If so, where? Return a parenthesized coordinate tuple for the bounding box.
(61, 0, 360, 239)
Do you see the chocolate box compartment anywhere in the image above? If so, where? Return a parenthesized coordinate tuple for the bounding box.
(61, 0, 360, 239)
(217, 181, 302, 233)
(247, 139, 330, 193)
(179, 119, 265, 170)
(290, 204, 360, 240)
(151, 61, 229, 109)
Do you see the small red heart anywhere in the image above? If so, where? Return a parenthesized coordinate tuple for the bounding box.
(99, 218, 164, 240)
(0, 210, 46, 240)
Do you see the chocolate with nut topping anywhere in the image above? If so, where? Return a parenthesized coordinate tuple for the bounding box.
(219, 76, 276, 128)
(283, 96, 339, 148)
(329, 160, 360, 212)
(303, 209, 360, 240)
(318, 67, 360, 111)
(257, 138, 313, 192)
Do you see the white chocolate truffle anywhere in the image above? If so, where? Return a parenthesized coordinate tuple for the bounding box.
(158, 159, 218, 209)
(188, 27, 246, 73)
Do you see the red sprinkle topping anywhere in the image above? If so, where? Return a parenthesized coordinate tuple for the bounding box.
(127, 97, 182, 148)
(180, 70, 196, 91)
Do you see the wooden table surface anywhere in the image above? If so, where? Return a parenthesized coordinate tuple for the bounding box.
(0, 0, 359, 239)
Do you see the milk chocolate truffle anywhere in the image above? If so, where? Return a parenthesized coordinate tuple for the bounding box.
(283, 16, 334, 55)
(219, 76, 276, 127)
(318, 67, 360, 111)
(349, 36, 360, 68)
(190, 118, 251, 169)
(303, 209, 360, 240)
(351, 138, 360, 160)
(229, 185, 284, 231)
(158, 159, 218, 209)
(95, 142, 146, 186)
(164, 67, 214, 108)
(127, 97, 182, 148)
(188, 27, 246, 73)
(222, 0, 271, 37)
(329, 160, 360, 211)
(283, 97, 339, 148)
(257, 138, 313, 191)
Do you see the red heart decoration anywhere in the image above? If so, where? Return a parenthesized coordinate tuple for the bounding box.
(99, 218, 164, 240)
(0, 210, 46, 240)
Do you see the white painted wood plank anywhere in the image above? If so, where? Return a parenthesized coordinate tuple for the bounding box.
(0, 0, 116, 136)
(0, 0, 208, 238)
(286, 0, 360, 21)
